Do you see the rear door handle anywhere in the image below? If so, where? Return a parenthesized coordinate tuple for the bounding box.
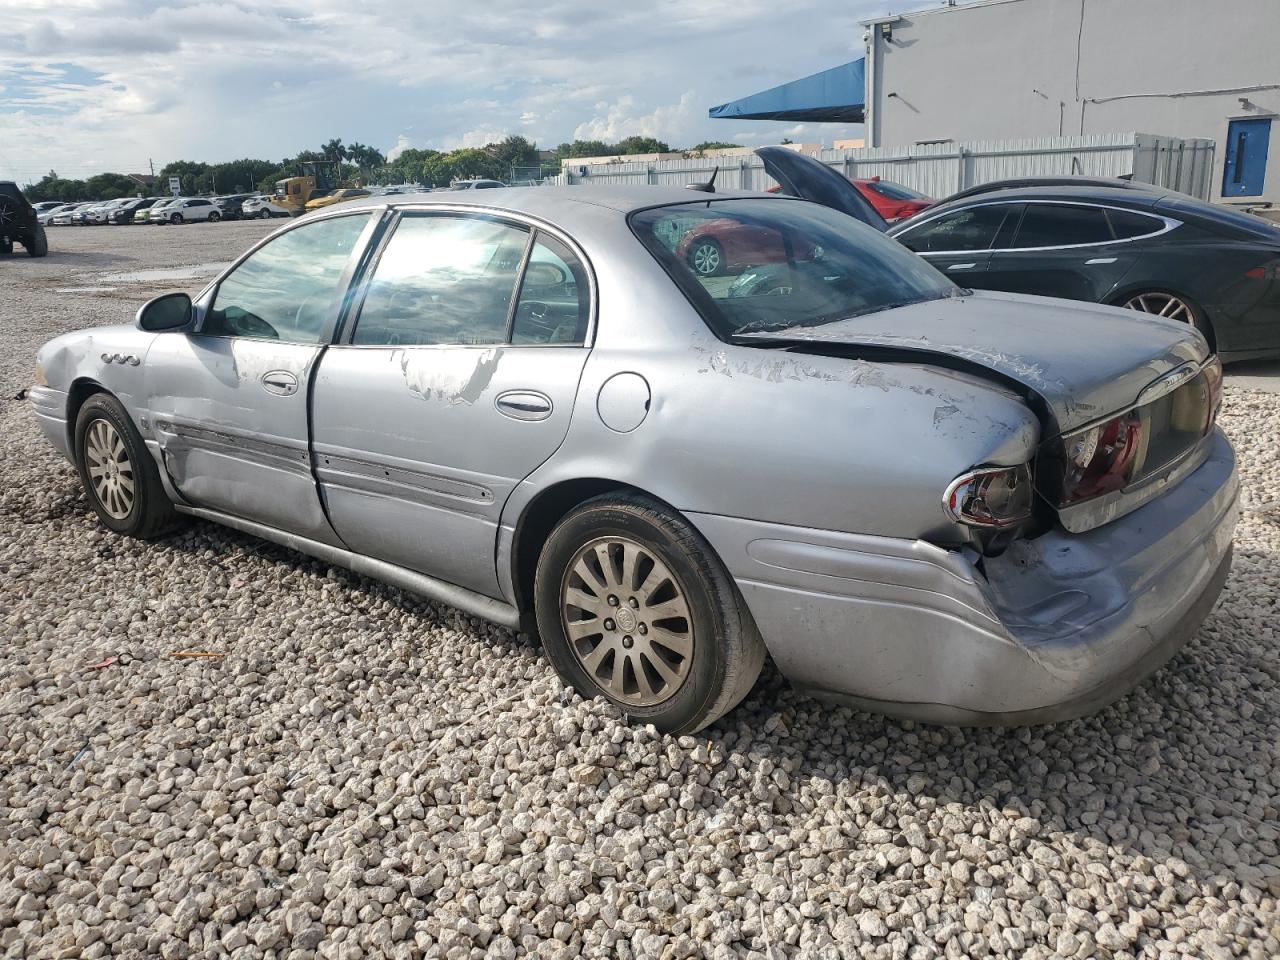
(495, 390, 553, 421)
(261, 371, 299, 396)
(1085, 257, 1118, 265)
(947, 263, 978, 271)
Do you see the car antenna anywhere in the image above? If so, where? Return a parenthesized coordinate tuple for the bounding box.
(686, 166, 719, 193)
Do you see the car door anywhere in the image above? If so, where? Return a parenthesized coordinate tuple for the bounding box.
(892, 203, 1020, 280)
(144, 211, 378, 544)
(310, 210, 594, 598)
(980, 201, 1154, 302)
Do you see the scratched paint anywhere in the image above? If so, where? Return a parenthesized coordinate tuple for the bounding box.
(396, 347, 500, 404)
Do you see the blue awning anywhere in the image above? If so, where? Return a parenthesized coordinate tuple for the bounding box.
(708, 59, 866, 124)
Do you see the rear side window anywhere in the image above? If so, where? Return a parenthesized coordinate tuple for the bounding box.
(897, 205, 1012, 252)
(1105, 208, 1165, 239)
(511, 235, 590, 344)
(1012, 203, 1112, 248)
(352, 215, 530, 346)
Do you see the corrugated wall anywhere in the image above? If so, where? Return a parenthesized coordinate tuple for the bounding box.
(559, 133, 1216, 199)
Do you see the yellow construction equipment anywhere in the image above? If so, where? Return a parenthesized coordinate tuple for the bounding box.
(273, 161, 342, 217)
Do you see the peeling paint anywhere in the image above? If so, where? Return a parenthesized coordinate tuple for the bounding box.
(397, 347, 500, 404)
(932, 404, 960, 426)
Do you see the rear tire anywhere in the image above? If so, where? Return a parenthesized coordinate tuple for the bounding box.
(24, 226, 49, 257)
(74, 394, 180, 539)
(208, 211, 221, 223)
(688, 238, 724, 277)
(1115, 289, 1214, 350)
(534, 493, 765, 733)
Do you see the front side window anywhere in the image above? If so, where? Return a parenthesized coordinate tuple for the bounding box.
(352, 215, 530, 346)
(897, 205, 1012, 253)
(1012, 204, 1113, 248)
(205, 214, 369, 342)
(631, 198, 955, 340)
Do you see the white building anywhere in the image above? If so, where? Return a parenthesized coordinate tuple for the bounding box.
(862, 0, 1280, 203)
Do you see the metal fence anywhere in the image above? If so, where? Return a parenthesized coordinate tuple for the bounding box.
(558, 133, 1216, 199)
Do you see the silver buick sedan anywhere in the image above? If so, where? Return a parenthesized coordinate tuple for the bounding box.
(30, 165, 1237, 733)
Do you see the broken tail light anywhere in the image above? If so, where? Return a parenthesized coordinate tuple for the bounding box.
(1058, 411, 1144, 506)
(944, 464, 1033, 528)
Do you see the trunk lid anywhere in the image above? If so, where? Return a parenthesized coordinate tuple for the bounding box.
(755, 146, 888, 232)
(741, 289, 1208, 433)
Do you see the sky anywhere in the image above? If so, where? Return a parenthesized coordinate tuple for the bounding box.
(0, 0, 937, 183)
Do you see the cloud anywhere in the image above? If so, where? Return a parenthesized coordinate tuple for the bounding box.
(0, 0, 914, 182)
(573, 92, 698, 144)
(385, 135, 413, 162)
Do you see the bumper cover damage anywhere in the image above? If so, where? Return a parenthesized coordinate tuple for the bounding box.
(690, 428, 1238, 725)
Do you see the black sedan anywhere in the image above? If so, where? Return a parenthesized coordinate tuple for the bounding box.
(887, 185, 1280, 362)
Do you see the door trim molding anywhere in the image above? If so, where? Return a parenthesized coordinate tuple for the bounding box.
(174, 504, 523, 630)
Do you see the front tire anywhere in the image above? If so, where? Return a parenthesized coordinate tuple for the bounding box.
(534, 493, 765, 733)
(169, 212, 183, 224)
(74, 394, 180, 539)
(259, 209, 271, 219)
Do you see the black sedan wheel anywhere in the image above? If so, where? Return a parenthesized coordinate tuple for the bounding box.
(1117, 290, 1213, 347)
(535, 492, 764, 733)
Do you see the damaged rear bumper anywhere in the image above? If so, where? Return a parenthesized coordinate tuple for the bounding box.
(689, 428, 1238, 725)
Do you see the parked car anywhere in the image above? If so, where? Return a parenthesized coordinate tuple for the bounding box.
(135, 198, 176, 224)
(83, 199, 129, 225)
(450, 179, 506, 190)
(676, 215, 821, 276)
(888, 184, 1280, 361)
(73, 202, 106, 225)
(32, 201, 63, 215)
(153, 197, 221, 224)
(213, 194, 254, 221)
(0, 181, 48, 256)
(39, 203, 82, 226)
(851, 177, 934, 222)
(304, 188, 372, 213)
(29, 170, 1236, 733)
(241, 195, 292, 219)
(51, 203, 90, 226)
(110, 197, 162, 224)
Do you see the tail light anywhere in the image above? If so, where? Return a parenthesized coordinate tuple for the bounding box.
(1058, 411, 1143, 505)
(1203, 354, 1223, 430)
(944, 464, 1033, 528)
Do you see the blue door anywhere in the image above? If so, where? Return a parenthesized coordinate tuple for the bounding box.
(1222, 118, 1272, 197)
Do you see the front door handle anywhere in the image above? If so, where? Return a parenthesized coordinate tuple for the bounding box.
(495, 390, 553, 421)
(261, 371, 299, 396)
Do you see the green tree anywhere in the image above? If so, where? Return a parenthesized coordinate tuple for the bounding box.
(687, 141, 741, 153)
(616, 135, 670, 155)
(320, 138, 347, 162)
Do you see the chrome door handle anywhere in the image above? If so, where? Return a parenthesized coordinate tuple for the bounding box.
(495, 390, 553, 421)
(947, 262, 978, 271)
(1085, 257, 1118, 265)
(261, 371, 299, 396)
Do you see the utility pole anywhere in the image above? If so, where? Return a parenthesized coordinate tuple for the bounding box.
(149, 158, 155, 177)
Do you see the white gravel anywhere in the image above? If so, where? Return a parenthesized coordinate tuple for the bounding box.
(1, 225, 1278, 959)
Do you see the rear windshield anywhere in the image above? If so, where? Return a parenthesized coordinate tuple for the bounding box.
(630, 198, 955, 339)
(866, 180, 927, 201)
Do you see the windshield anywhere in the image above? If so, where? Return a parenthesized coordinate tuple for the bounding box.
(866, 180, 927, 201)
(630, 198, 956, 340)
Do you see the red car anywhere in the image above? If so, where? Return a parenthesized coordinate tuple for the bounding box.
(851, 177, 934, 222)
(676, 217, 822, 277)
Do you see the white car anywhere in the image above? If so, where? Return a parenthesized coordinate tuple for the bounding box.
(84, 199, 128, 225)
(153, 198, 221, 224)
(240, 195, 291, 219)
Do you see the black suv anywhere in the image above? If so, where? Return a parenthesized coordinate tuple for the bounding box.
(0, 182, 48, 257)
(213, 193, 254, 220)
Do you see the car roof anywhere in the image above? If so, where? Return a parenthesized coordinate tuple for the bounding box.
(339, 185, 782, 221)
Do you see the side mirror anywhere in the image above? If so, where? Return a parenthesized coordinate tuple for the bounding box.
(136, 292, 193, 332)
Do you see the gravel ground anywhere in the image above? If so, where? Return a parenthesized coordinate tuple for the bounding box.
(1, 224, 1278, 960)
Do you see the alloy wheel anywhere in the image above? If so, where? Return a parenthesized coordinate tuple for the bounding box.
(85, 419, 134, 520)
(1122, 292, 1194, 324)
(691, 242, 721, 276)
(560, 536, 694, 707)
